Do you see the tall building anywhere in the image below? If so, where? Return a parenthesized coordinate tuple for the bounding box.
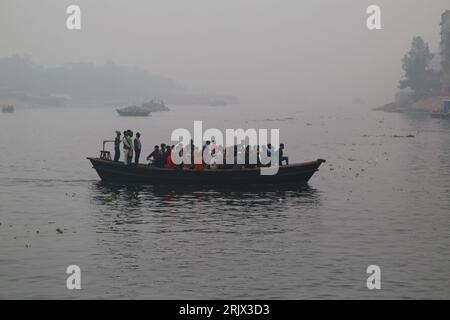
(441, 10, 450, 95)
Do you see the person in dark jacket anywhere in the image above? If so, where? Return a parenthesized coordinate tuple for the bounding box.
(189, 139, 195, 168)
(267, 143, 272, 158)
(147, 145, 161, 166)
(279, 143, 289, 166)
(113, 131, 121, 162)
(134, 132, 142, 164)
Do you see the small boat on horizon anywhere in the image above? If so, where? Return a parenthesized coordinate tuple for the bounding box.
(116, 105, 151, 117)
(87, 157, 326, 185)
(208, 99, 228, 107)
(1, 105, 15, 113)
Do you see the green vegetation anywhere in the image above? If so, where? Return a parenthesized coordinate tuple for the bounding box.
(399, 37, 441, 98)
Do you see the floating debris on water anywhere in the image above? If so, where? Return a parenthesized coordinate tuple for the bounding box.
(392, 134, 415, 138)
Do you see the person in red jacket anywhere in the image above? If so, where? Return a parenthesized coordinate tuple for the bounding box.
(165, 146, 176, 169)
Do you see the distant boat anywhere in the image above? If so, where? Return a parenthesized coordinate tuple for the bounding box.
(430, 100, 450, 119)
(141, 98, 169, 112)
(1, 105, 14, 113)
(208, 99, 227, 107)
(116, 105, 151, 117)
(352, 98, 365, 105)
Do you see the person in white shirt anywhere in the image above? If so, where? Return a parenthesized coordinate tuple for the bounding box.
(122, 130, 131, 164)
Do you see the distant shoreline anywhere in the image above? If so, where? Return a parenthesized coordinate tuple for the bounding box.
(374, 95, 450, 114)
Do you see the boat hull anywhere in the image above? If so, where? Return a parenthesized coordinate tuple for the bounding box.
(88, 157, 325, 185)
(116, 109, 151, 117)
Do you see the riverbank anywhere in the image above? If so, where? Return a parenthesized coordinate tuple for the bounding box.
(375, 95, 450, 113)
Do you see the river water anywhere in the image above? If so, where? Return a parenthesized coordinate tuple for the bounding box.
(0, 103, 449, 299)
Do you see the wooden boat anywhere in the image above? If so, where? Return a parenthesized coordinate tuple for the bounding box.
(87, 157, 326, 185)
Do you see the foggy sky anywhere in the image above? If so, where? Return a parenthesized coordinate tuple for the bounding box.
(0, 0, 448, 108)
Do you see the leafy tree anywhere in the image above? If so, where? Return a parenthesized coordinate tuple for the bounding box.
(399, 37, 441, 97)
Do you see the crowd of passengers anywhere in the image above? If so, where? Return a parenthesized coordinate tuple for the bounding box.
(114, 130, 289, 170)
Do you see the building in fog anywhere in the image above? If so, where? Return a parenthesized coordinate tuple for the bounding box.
(441, 10, 450, 95)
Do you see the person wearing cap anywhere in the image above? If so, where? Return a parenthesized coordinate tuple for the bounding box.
(114, 131, 121, 162)
(134, 132, 142, 165)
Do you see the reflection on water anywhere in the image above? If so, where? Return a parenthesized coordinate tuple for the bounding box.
(89, 181, 323, 238)
(90, 181, 322, 215)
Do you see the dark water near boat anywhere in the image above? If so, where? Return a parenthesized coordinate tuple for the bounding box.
(0, 104, 449, 299)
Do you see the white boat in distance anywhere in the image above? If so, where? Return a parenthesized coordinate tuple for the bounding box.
(116, 105, 151, 117)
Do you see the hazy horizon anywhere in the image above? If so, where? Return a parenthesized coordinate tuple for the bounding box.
(1, 0, 449, 108)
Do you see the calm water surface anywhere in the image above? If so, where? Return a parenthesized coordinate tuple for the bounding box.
(0, 104, 449, 299)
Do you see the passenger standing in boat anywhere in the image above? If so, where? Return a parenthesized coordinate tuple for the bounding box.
(267, 144, 272, 158)
(237, 143, 245, 166)
(247, 145, 258, 168)
(210, 138, 217, 159)
(256, 145, 261, 167)
(194, 147, 204, 171)
(126, 130, 134, 165)
(134, 132, 142, 164)
(214, 145, 224, 169)
(203, 141, 212, 168)
(161, 144, 169, 167)
(189, 139, 195, 168)
(114, 131, 121, 162)
(174, 143, 184, 168)
(244, 145, 250, 167)
(279, 143, 289, 165)
(122, 130, 131, 164)
(165, 145, 176, 169)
